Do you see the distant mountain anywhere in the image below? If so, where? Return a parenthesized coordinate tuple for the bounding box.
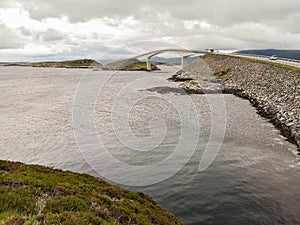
(235, 49, 300, 60)
(98, 57, 182, 65)
(103, 58, 140, 68)
(151, 56, 200, 63)
(151, 57, 181, 63)
(99, 56, 201, 65)
(98, 58, 123, 64)
(0, 62, 31, 66)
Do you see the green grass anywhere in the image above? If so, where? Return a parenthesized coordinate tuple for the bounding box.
(123, 62, 149, 70)
(0, 211, 18, 223)
(213, 68, 231, 78)
(0, 160, 182, 225)
(123, 62, 159, 71)
(125, 62, 147, 69)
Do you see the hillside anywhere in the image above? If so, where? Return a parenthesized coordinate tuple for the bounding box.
(0, 160, 182, 225)
(31, 59, 102, 68)
(102, 59, 160, 71)
(235, 49, 300, 60)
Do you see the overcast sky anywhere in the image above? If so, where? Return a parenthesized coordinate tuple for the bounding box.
(0, 0, 300, 61)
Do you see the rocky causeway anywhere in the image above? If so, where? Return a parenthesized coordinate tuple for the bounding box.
(171, 54, 300, 150)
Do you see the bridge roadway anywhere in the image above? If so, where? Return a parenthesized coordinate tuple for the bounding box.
(133, 49, 207, 70)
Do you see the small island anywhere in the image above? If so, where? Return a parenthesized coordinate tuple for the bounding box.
(31, 59, 102, 68)
(1, 58, 161, 71)
(0, 160, 182, 225)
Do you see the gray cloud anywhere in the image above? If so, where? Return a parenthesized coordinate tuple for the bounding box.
(0, 24, 27, 49)
(36, 29, 65, 42)
(0, 1, 20, 8)
(20, 0, 300, 27)
(19, 27, 32, 36)
(20, 0, 300, 42)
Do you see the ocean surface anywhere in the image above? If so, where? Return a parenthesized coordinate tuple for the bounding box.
(0, 66, 299, 224)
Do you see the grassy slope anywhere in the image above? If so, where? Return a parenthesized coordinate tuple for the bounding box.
(124, 62, 148, 69)
(0, 160, 182, 225)
(123, 62, 159, 71)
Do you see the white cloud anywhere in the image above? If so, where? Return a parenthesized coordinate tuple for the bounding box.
(0, 0, 299, 61)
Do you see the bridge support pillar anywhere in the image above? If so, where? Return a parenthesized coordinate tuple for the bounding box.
(146, 57, 151, 71)
(181, 56, 188, 69)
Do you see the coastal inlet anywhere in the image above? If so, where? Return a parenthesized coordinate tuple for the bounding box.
(0, 62, 299, 224)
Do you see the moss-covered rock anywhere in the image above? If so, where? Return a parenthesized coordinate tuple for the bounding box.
(0, 160, 182, 225)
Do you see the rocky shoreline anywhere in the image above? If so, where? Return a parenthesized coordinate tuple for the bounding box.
(174, 54, 300, 150)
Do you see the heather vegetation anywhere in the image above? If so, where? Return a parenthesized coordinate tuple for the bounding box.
(0, 161, 182, 225)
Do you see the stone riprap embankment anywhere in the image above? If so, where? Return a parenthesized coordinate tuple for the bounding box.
(180, 54, 300, 149)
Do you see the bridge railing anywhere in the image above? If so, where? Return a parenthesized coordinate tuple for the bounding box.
(276, 57, 300, 63)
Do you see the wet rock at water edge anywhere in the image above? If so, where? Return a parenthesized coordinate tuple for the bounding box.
(179, 80, 205, 94)
(168, 70, 194, 82)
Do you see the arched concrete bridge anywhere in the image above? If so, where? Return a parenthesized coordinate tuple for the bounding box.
(133, 49, 207, 70)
